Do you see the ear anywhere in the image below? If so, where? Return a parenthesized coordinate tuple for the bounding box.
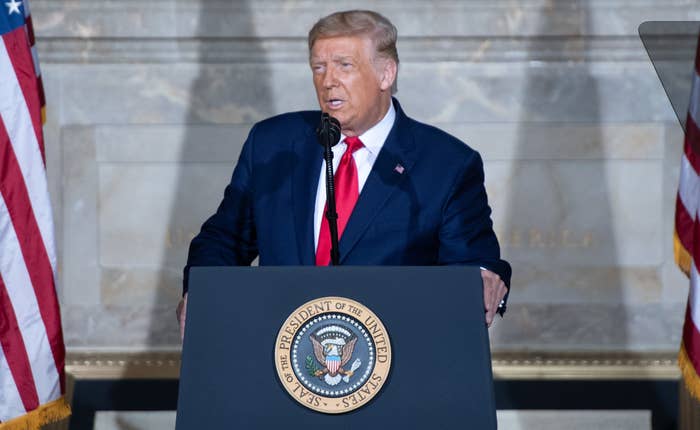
(378, 59, 397, 92)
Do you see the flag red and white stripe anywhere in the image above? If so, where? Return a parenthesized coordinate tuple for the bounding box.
(0, 0, 70, 427)
(677, 32, 700, 401)
(326, 357, 341, 374)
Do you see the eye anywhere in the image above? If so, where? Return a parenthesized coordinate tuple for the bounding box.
(312, 65, 325, 73)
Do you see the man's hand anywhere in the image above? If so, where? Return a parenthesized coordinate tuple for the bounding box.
(176, 293, 188, 342)
(481, 269, 507, 327)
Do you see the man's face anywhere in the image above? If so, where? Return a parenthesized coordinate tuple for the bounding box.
(310, 36, 395, 137)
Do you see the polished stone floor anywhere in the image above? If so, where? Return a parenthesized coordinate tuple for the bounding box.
(93, 410, 651, 430)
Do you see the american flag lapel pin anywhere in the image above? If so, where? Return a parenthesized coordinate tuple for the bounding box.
(394, 164, 405, 174)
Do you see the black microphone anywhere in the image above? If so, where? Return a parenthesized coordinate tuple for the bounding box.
(316, 112, 342, 265)
(315, 112, 341, 148)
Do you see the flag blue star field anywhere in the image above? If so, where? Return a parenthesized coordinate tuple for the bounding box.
(0, 0, 70, 428)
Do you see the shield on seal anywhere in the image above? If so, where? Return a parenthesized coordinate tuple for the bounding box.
(326, 355, 341, 374)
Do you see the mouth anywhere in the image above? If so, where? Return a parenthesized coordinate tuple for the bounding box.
(325, 98, 344, 109)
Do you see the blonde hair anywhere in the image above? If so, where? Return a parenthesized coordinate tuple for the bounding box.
(308, 10, 399, 94)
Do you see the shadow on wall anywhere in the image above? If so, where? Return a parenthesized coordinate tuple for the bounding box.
(496, 5, 626, 352)
(147, 2, 274, 348)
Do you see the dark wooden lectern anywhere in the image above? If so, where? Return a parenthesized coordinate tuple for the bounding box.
(176, 266, 496, 429)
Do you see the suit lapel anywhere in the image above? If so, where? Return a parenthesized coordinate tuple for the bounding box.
(338, 100, 417, 263)
(292, 127, 323, 265)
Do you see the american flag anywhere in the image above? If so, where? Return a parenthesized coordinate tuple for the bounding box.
(676, 32, 700, 400)
(0, 0, 70, 427)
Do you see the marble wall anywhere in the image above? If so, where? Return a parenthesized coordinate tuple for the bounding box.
(34, 0, 700, 352)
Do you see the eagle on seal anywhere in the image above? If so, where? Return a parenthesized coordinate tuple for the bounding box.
(310, 327, 360, 386)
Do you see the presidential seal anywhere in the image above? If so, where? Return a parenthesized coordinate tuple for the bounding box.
(274, 296, 392, 414)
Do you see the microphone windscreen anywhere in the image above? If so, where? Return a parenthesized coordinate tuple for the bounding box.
(327, 115, 341, 146)
(316, 113, 341, 148)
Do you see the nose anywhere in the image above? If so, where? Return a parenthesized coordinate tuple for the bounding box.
(322, 67, 337, 89)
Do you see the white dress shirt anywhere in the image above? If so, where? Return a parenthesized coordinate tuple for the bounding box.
(313, 103, 397, 249)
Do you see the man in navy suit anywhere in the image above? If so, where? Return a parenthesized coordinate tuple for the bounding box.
(178, 10, 511, 338)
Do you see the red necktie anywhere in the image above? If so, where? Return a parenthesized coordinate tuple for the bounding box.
(316, 136, 364, 266)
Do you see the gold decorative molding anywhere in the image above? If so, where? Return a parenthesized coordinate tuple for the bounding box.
(492, 352, 680, 380)
(65, 350, 680, 381)
(66, 351, 181, 380)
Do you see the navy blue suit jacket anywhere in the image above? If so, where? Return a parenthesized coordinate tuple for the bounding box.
(184, 99, 511, 303)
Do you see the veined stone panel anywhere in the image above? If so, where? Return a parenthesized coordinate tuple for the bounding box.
(35, 0, 692, 351)
(56, 122, 680, 349)
(47, 62, 676, 126)
(30, 0, 700, 38)
(446, 123, 664, 160)
(490, 302, 683, 351)
(399, 62, 675, 123)
(488, 160, 663, 266)
(34, 37, 687, 64)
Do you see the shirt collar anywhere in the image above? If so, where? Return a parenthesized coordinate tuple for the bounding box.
(340, 102, 396, 156)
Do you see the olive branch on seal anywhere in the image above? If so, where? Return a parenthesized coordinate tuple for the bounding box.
(305, 355, 321, 377)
